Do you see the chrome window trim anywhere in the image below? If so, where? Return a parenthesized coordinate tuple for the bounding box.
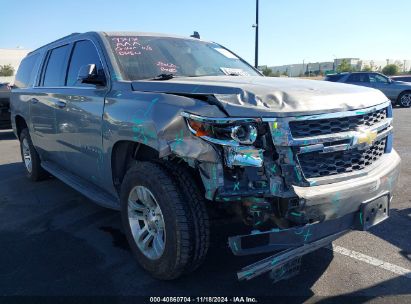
(33, 38, 109, 89)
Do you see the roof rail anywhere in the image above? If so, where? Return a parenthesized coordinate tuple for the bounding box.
(28, 32, 81, 54)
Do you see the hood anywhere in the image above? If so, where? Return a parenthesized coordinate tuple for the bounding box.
(131, 76, 388, 117)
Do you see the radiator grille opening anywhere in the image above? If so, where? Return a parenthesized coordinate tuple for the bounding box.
(290, 107, 387, 138)
(297, 138, 387, 178)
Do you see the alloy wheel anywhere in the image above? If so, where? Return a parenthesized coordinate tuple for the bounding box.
(127, 186, 166, 260)
(22, 138, 32, 173)
(400, 93, 411, 107)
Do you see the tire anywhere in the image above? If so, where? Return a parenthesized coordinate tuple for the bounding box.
(158, 160, 210, 274)
(19, 128, 47, 181)
(120, 161, 209, 280)
(397, 91, 411, 108)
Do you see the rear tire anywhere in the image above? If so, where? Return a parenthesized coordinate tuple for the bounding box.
(120, 161, 209, 280)
(397, 91, 411, 108)
(19, 128, 47, 181)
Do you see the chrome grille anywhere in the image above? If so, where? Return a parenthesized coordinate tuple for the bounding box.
(297, 138, 387, 179)
(289, 107, 387, 138)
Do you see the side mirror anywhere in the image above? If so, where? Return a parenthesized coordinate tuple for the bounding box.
(77, 64, 105, 85)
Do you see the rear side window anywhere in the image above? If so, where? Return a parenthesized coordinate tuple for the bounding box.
(370, 74, 389, 83)
(42, 45, 70, 87)
(324, 74, 344, 82)
(14, 53, 41, 88)
(66, 40, 105, 86)
(347, 74, 369, 83)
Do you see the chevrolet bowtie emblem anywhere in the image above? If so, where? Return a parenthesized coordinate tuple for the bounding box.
(357, 129, 378, 146)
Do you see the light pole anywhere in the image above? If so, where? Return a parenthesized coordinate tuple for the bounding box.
(332, 54, 337, 72)
(254, 0, 259, 68)
(302, 59, 305, 76)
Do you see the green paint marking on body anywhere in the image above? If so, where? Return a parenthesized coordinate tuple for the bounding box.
(294, 228, 304, 235)
(233, 242, 238, 251)
(359, 211, 363, 225)
(244, 152, 252, 160)
(291, 212, 302, 217)
(233, 182, 240, 191)
(271, 257, 279, 265)
(303, 228, 312, 241)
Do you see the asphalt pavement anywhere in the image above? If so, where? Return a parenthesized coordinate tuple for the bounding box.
(0, 107, 410, 303)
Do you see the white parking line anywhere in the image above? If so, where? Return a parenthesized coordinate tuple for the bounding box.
(330, 244, 411, 279)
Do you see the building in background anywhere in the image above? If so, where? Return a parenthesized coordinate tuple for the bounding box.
(269, 58, 411, 77)
(0, 48, 30, 83)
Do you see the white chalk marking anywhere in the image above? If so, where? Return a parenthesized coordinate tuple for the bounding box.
(330, 244, 411, 279)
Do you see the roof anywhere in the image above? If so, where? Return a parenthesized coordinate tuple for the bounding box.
(28, 31, 206, 55)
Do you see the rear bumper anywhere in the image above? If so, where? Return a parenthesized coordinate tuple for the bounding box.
(228, 150, 400, 256)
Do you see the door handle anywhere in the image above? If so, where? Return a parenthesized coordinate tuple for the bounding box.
(54, 100, 67, 109)
(31, 98, 39, 104)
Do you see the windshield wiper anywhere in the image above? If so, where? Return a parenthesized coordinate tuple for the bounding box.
(151, 73, 175, 81)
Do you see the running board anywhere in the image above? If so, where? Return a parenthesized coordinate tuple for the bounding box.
(41, 161, 120, 210)
(237, 230, 347, 281)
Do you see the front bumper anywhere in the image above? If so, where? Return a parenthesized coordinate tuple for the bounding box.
(292, 149, 400, 222)
(228, 149, 400, 256)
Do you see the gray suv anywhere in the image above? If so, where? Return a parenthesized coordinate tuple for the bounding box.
(11, 32, 400, 281)
(325, 72, 411, 107)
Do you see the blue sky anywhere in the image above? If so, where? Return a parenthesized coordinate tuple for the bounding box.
(0, 0, 409, 66)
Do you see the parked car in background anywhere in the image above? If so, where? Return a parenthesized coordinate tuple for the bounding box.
(324, 72, 411, 107)
(0, 82, 11, 129)
(391, 75, 411, 83)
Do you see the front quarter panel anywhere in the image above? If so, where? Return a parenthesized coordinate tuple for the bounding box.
(101, 86, 226, 192)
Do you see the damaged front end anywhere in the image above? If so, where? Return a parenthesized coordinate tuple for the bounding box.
(178, 99, 400, 281)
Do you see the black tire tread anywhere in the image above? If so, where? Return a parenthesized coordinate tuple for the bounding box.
(158, 160, 210, 274)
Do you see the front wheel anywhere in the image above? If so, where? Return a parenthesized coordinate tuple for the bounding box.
(397, 91, 411, 108)
(120, 161, 209, 280)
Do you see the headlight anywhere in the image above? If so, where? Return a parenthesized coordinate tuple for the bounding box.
(231, 125, 257, 144)
(182, 112, 259, 146)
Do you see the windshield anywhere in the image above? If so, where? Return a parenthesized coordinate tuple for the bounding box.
(107, 35, 260, 80)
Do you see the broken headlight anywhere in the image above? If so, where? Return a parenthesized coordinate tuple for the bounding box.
(182, 112, 260, 146)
